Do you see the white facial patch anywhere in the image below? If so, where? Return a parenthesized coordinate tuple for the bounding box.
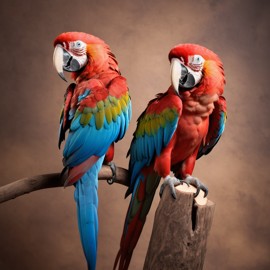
(188, 55, 205, 72)
(69, 40, 87, 56)
(68, 40, 88, 69)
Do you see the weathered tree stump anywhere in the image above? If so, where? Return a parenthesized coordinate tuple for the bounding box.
(143, 185, 215, 270)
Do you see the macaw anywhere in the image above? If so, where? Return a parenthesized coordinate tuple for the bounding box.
(114, 44, 226, 270)
(53, 32, 131, 270)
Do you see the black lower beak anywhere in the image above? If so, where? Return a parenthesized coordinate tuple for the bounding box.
(63, 50, 81, 72)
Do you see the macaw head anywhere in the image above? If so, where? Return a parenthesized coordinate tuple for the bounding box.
(169, 44, 225, 95)
(53, 32, 119, 81)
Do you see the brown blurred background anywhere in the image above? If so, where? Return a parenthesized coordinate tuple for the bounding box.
(0, 0, 269, 269)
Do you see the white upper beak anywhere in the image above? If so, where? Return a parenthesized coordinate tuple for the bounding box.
(53, 45, 67, 81)
(170, 58, 182, 93)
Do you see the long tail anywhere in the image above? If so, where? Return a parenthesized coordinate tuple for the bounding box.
(74, 156, 104, 270)
(114, 170, 160, 270)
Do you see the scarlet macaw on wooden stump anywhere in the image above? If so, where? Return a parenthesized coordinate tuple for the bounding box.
(114, 43, 226, 270)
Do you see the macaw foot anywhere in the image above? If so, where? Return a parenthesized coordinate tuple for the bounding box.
(184, 175, 208, 197)
(159, 175, 186, 199)
(107, 162, 116, 185)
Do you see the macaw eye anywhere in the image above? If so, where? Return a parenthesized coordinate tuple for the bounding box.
(193, 55, 204, 64)
(188, 55, 205, 71)
(70, 40, 87, 56)
(75, 40, 84, 48)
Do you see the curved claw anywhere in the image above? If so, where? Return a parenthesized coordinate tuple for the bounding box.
(159, 176, 182, 199)
(184, 175, 208, 197)
(107, 162, 116, 185)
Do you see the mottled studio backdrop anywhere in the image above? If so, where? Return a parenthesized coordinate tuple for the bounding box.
(0, 0, 269, 269)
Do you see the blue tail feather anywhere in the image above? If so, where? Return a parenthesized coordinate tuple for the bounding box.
(74, 156, 104, 270)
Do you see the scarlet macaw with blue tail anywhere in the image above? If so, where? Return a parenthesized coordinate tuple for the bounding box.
(114, 44, 226, 270)
(53, 32, 131, 270)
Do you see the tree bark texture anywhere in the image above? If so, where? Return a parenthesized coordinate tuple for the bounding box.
(0, 165, 129, 203)
(143, 186, 215, 270)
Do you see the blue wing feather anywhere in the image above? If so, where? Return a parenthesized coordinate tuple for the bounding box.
(74, 156, 104, 270)
(127, 94, 181, 193)
(64, 113, 126, 167)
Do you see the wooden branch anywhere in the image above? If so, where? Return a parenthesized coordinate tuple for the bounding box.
(143, 185, 215, 270)
(0, 165, 129, 204)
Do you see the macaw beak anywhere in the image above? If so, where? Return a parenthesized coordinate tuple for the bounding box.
(53, 45, 67, 81)
(53, 45, 83, 82)
(170, 58, 203, 93)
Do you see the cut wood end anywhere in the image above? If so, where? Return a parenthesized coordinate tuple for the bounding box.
(176, 184, 208, 206)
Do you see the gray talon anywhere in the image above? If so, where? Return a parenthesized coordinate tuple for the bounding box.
(159, 176, 181, 199)
(107, 162, 116, 185)
(184, 175, 208, 197)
